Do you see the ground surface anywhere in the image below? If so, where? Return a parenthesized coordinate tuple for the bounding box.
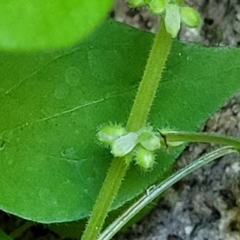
(1, 0, 240, 239)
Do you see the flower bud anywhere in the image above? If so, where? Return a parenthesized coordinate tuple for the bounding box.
(111, 132, 138, 157)
(149, 0, 166, 14)
(138, 131, 161, 151)
(97, 124, 126, 145)
(135, 146, 155, 170)
(128, 0, 146, 7)
(180, 7, 200, 28)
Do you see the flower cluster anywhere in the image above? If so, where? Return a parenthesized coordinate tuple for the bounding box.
(128, 0, 201, 37)
(97, 124, 160, 169)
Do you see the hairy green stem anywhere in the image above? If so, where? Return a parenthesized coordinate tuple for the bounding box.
(81, 157, 128, 240)
(82, 21, 172, 240)
(98, 146, 237, 240)
(163, 131, 240, 150)
(9, 222, 33, 239)
(127, 22, 172, 131)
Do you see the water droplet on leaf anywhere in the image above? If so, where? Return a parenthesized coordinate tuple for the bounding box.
(65, 67, 81, 86)
(54, 84, 69, 99)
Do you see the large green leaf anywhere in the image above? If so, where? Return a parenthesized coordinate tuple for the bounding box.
(0, 0, 113, 51)
(1, 19, 240, 223)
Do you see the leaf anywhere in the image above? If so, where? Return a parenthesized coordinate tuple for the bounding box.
(1, 19, 240, 224)
(0, 0, 113, 51)
(0, 230, 13, 240)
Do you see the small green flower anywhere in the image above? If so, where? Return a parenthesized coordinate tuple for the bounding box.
(180, 7, 201, 28)
(128, 0, 146, 7)
(149, 0, 166, 14)
(147, 0, 200, 37)
(111, 132, 139, 157)
(135, 146, 155, 170)
(97, 124, 126, 146)
(138, 130, 161, 151)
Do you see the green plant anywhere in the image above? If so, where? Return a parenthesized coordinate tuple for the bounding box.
(0, 0, 240, 239)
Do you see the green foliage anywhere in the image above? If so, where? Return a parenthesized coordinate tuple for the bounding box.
(98, 126, 161, 167)
(0, 0, 113, 51)
(180, 7, 201, 27)
(1, 19, 240, 225)
(149, 0, 166, 14)
(0, 230, 12, 240)
(129, 0, 200, 37)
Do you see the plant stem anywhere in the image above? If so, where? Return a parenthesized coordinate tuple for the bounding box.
(9, 221, 33, 239)
(127, 21, 172, 131)
(98, 146, 237, 240)
(163, 131, 240, 150)
(81, 157, 128, 240)
(82, 20, 172, 240)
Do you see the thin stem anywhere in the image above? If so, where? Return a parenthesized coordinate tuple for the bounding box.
(82, 21, 172, 240)
(163, 131, 240, 150)
(127, 21, 172, 131)
(98, 146, 237, 240)
(9, 221, 33, 239)
(81, 157, 128, 240)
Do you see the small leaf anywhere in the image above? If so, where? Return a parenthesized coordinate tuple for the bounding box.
(0, 0, 113, 51)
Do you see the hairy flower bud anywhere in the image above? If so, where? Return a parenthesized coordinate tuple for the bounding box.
(149, 0, 166, 14)
(138, 131, 161, 151)
(97, 124, 126, 146)
(135, 146, 155, 170)
(180, 7, 200, 28)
